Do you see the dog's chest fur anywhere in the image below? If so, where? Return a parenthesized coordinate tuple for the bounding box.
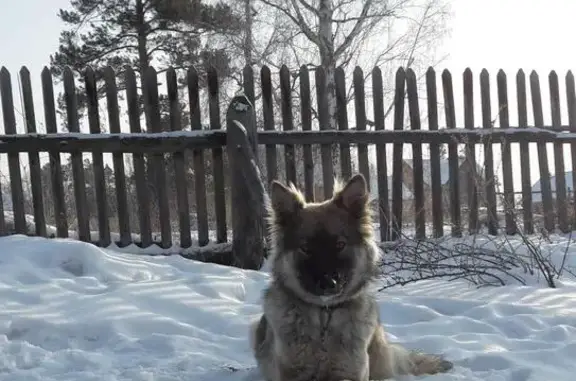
(263, 282, 378, 381)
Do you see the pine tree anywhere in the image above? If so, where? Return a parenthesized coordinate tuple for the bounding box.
(50, 0, 242, 131)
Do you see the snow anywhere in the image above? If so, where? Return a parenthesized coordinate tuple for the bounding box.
(1, 232, 576, 380)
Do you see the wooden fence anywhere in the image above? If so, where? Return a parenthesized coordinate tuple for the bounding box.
(0, 64, 575, 269)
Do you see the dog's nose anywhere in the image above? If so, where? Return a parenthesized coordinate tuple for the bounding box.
(318, 273, 340, 293)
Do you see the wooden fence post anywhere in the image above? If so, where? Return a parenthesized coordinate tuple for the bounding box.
(226, 94, 266, 270)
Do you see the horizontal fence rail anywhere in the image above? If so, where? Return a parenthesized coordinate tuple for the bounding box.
(0, 63, 575, 269)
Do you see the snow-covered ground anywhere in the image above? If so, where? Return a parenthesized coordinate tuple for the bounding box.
(1, 233, 576, 380)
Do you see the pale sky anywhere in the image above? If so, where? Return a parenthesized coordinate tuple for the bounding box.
(0, 0, 575, 195)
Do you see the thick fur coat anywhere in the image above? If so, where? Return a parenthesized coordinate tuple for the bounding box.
(250, 174, 453, 381)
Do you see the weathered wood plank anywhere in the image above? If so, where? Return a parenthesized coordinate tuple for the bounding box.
(167, 67, 192, 248)
(549, 71, 568, 233)
(125, 67, 152, 247)
(565, 71, 576, 229)
(188, 66, 209, 246)
(299, 65, 314, 201)
(207, 66, 227, 243)
(480, 69, 498, 235)
(442, 69, 461, 237)
(280, 65, 297, 185)
(391, 68, 406, 240)
(104, 66, 131, 247)
(497, 70, 516, 235)
(372, 67, 390, 241)
(516, 70, 533, 234)
(19, 66, 46, 237)
(316, 66, 334, 198)
(226, 95, 265, 270)
(63, 67, 90, 242)
(335, 67, 352, 180)
(0, 127, 575, 153)
(261, 66, 278, 185)
(406, 68, 425, 239)
(353, 67, 370, 184)
(463, 68, 478, 233)
(426, 67, 443, 238)
(85, 66, 111, 247)
(0, 67, 26, 234)
(41, 67, 67, 237)
(530, 71, 555, 232)
(145, 66, 171, 248)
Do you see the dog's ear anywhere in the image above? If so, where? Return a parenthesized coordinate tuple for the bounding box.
(270, 180, 303, 217)
(333, 174, 368, 214)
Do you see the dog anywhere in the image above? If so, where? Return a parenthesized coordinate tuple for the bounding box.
(250, 173, 453, 381)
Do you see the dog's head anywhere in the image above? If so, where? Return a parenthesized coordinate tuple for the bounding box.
(267, 174, 380, 306)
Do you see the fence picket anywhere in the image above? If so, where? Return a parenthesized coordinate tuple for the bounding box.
(353, 67, 370, 184)
(566, 71, 576, 228)
(372, 67, 390, 241)
(530, 71, 555, 232)
(497, 70, 517, 235)
(280, 65, 297, 186)
(441, 69, 462, 237)
(391, 68, 406, 240)
(125, 67, 152, 247)
(207, 66, 227, 244)
(261, 66, 278, 185)
(188, 67, 209, 246)
(63, 67, 90, 241)
(406, 68, 425, 239)
(426, 68, 443, 238)
(167, 67, 192, 248)
(335, 67, 352, 180)
(299, 65, 314, 201)
(463, 68, 479, 233)
(549, 71, 568, 232)
(104, 67, 131, 247)
(516, 70, 533, 234)
(19, 66, 46, 237)
(85, 66, 111, 246)
(41, 67, 67, 238)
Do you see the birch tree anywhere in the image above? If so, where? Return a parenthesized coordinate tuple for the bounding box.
(254, 0, 450, 171)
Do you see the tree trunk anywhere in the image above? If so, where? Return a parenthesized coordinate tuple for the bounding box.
(244, 0, 253, 67)
(135, 0, 151, 131)
(317, 0, 339, 174)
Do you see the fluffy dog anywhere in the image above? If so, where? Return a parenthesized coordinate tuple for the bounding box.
(250, 174, 453, 381)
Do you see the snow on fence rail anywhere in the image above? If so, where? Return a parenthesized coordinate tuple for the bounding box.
(0, 64, 575, 269)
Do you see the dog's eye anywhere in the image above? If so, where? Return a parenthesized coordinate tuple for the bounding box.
(335, 240, 346, 251)
(299, 243, 309, 255)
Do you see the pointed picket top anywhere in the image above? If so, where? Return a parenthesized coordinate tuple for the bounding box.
(187, 65, 199, 92)
(279, 64, 290, 79)
(260, 65, 271, 83)
(496, 69, 508, 95)
(102, 65, 115, 80)
(0, 66, 10, 77)
(84, 65, 95, 76)
(480, 68, 490, 83)
(530, 69, 539, 81)
(372, 66, 382, 84)
(353, 65, 364, 78)
(463, 67, 473, 83)
(19, 65, 30, 78)
(426, 66, 435, 76)
(41, 66, 52, 78)
(335, 66, 345, 79)
(548, 69, 558, 83)
(441, 68, 451, 81)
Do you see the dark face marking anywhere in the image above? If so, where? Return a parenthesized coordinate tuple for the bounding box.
(294, 227, 356, 296)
